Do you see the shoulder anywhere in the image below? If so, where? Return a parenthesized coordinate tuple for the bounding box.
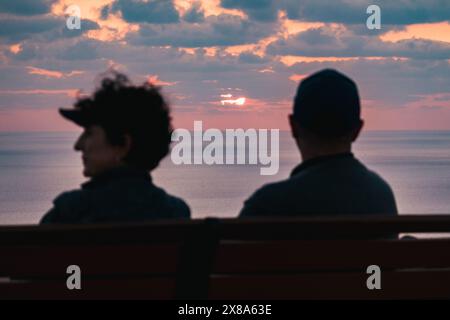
(150, 185, 191, 218)
(368, 169, 397, 198)
(166, 194, 191, 218)
(355, 161, 398, 214)
(40, 189, 89, 224)
(54, 189, 86, 206)
(252, 179, 293, 201)
(240, 178, 296, 217)
(357, 161, 396, 195)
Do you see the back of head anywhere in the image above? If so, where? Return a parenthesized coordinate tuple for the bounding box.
(293, 69, 362, 139)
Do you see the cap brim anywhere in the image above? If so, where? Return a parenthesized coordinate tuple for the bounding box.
(59, 109, 89, 127)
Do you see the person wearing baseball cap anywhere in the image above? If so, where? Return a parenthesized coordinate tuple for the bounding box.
(41, 72, 190, 224)
(240, 69, 398, 217)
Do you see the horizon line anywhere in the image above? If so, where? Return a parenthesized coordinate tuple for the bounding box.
(1, 129, 450, 134)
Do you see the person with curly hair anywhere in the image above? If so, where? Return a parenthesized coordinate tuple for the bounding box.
(40, 72, 190, 224)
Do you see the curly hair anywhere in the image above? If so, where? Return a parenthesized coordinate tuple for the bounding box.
(74, 71, 172, 171)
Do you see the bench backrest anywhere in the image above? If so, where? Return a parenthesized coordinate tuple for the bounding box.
(1, 215, 450, 299)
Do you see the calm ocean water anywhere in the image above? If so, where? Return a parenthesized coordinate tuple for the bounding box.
(1, 131, 450, 225)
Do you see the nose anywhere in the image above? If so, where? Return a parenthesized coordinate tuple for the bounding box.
(74, 132, 84, 151)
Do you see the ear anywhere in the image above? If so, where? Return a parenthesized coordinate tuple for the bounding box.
(117, 133, 133, 160)
(351, 119, 364, 142)
(289, 114, 300, 138)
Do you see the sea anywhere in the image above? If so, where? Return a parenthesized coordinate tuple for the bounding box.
(1, 131, 450, 225)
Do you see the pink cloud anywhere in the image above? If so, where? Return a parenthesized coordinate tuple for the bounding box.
(0, 89, 78, 98)
(147, 74, 178, 87)
(289, 74, 307, 83)
(27, 67, 84, 79)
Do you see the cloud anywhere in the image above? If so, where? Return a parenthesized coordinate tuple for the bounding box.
(61, 39, 450, 111)
(111, 0, 179, 24)
(238, 52, 270, 64)
(0, 15, 99, 43)
(8, 42, 40, 60)
(58, 19, 100, 39)
(0, 88, 77, 96)
(27, 66, 64, 78)
(0, 64, 80, 87)
(288, 74, 307, 83)
(283, 58, 450, 107)
(419, 105, 444, 110)
(57, 39, 99, 60)
(266, 25, 450, 60)
(434, 94, 450, 101)
(0, 0, 448, 126)
(147, 74, 178, 86)
(220, 97, 246, 106)
(0, 87, 78, 110)
(219, 0, 450, 25)
(127, 14, 275, 47)
(182, 1, 205, 23)
(0, 15, 62, 42)
(221, 0, 278, 22)
(282, 0, 450, 25)
(27, 66, 83, 79)
(0, 0, 56, 16)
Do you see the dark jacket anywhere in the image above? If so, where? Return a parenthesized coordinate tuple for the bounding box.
(40, 166, 190, 224)
(240, 153, 398, 217)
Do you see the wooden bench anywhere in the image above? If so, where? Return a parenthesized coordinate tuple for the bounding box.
(1, 215, 450, 300)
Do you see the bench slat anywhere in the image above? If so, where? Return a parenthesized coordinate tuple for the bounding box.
(0, 244, 179, 277)
(208, 270, 450, 299)
(213, 239, 450, 273)
(1, 215, 450, 244)
(0, 278, 175, 300)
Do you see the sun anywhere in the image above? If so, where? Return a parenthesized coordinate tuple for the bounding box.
(220, 94, 246, 106)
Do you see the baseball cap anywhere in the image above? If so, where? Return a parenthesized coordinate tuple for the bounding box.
(59, 108, 97, 127)
(293, 69, 361, 136)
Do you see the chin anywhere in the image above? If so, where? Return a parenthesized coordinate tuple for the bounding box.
(82, 168, 93, 177)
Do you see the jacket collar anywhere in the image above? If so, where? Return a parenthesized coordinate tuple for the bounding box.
(82, 166, 151, 189)
(290, 152, 354, 177)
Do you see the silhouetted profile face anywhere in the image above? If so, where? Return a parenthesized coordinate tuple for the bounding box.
(60, 72, 172, 174)
(74, 125, 126, 177)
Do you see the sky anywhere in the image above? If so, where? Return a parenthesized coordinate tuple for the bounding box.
(0, 0, 449, 131)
